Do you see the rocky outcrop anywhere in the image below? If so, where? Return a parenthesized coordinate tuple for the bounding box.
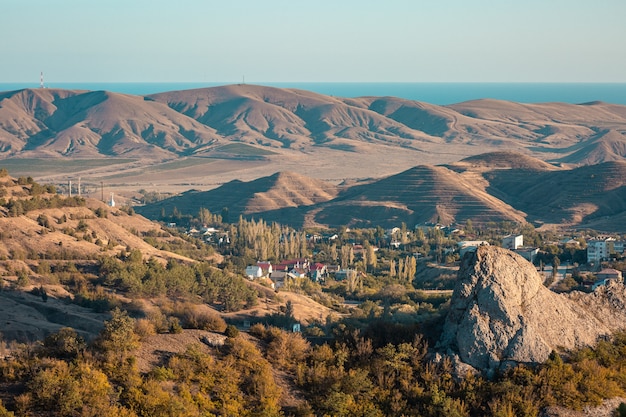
(438, 246, 626, 375)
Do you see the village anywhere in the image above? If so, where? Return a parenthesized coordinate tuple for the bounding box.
(181, 219, 626, 295)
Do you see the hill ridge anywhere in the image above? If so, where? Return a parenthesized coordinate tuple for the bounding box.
(1, 85, 626, 165)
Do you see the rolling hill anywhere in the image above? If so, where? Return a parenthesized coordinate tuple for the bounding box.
(137, 151, 626, 231)
(1, 85, 626, 167)
(3, 84, 626, 231)
(136, 170, 339, 221)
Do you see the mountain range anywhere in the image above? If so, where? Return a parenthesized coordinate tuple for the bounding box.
(1, 85, 626, 166)
(2, 84, 626, 230)
(136, 151, 626, 231)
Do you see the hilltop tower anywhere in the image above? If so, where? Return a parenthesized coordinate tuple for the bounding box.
(40, 72, 44, 89)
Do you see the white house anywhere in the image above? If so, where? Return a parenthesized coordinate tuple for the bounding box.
(245, 265, 263, 279)
(502, 234, 523, 250)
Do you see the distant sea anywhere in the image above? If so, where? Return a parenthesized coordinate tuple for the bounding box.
(1, 82, 626, 105)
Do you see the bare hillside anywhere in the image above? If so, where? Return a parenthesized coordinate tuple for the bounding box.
(137, 170, 339, 220)
(2, 85, 626, 167)
(138, 151, 626, 231)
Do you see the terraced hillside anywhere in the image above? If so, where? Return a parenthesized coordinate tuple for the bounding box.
(486, 160, 626, 226)
(138, 151, 626, 231)
(309, 165, 527, 227)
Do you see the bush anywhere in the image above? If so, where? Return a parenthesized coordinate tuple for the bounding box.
(145, 310, 169, 334)
(16, 271, 29, 288)
(168, 317, 183, 334)
(177, 304, 227, 332)
(225, 324, 239, 338)
(134, 318, 156, 339)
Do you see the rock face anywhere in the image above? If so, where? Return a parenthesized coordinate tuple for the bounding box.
(439, 246, 626, 374)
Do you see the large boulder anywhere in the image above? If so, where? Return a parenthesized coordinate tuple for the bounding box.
(438, 246, 626, 374)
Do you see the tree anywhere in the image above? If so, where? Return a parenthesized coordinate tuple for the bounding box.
(96, 308, 139, 361)
(340, 245, 354, 269)
(552, 256, 561, 281)
(366, 243, 377, 271)
(43, 328, 85, 359)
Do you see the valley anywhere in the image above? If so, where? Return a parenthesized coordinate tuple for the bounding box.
(2, 85, 626, 415)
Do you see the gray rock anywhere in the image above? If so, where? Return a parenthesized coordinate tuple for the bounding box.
(438, 246, 626, 375)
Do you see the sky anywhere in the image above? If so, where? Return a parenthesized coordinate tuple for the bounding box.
(2, 0, 625, 83)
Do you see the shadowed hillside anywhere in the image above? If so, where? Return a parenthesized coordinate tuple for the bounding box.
(0, 88, 222, 157)
(485, 160, 626, 226)
(451, 150, 558, 171)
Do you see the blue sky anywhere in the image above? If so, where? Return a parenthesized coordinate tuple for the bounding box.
(2, 0, 625, 83)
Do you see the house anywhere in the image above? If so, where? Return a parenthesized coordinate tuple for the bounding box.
(560, 238, 580, 247)
(592, 268, 623, 290)
(502, 234, 523, 250)
(271, 270, 287, 288)
(288, 267, 307, 279)
(307, 233, 322, 243)
(515, 247, 539, 263)
(275, 258, 310, 272)
(597, 268, 623, 281)
(257, 261, 273, 277)
(352, 244, 364, 254)
(458, 241, 489, 257)
(309, 262, 328, 283)
(245, 261, 273, 280)
(245, 265, 263, 279)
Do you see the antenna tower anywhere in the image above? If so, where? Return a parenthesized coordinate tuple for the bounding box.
(40, 72, 44, 89)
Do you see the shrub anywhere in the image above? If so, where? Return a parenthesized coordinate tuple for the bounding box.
(225, 324, 239, 339)
(16, 271, 29, 287)
(134, 318, 156, 340)
(168, 317, 183, 334)
(177, 304, 227, 332)
(145, 310, 169, 334)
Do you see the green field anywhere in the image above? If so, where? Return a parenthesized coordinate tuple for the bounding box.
(98, 157, 218, 181)
(0, 158, 136, 176)
(214, 143, 277, 156)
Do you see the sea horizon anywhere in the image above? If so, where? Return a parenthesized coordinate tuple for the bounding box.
(1, 81, 626, 106)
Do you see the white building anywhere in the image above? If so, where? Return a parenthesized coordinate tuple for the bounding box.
(458, 241, 489, 257)
(515, 247, 539, 263)
(587, 238, 616, 263)
(245, 265, 263, 279)
(502, 234, 523, 250)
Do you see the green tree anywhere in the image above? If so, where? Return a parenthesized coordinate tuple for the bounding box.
(96, 308, 139, 362)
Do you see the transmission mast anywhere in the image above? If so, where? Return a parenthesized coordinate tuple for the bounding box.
(40, 72, 44, 89)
